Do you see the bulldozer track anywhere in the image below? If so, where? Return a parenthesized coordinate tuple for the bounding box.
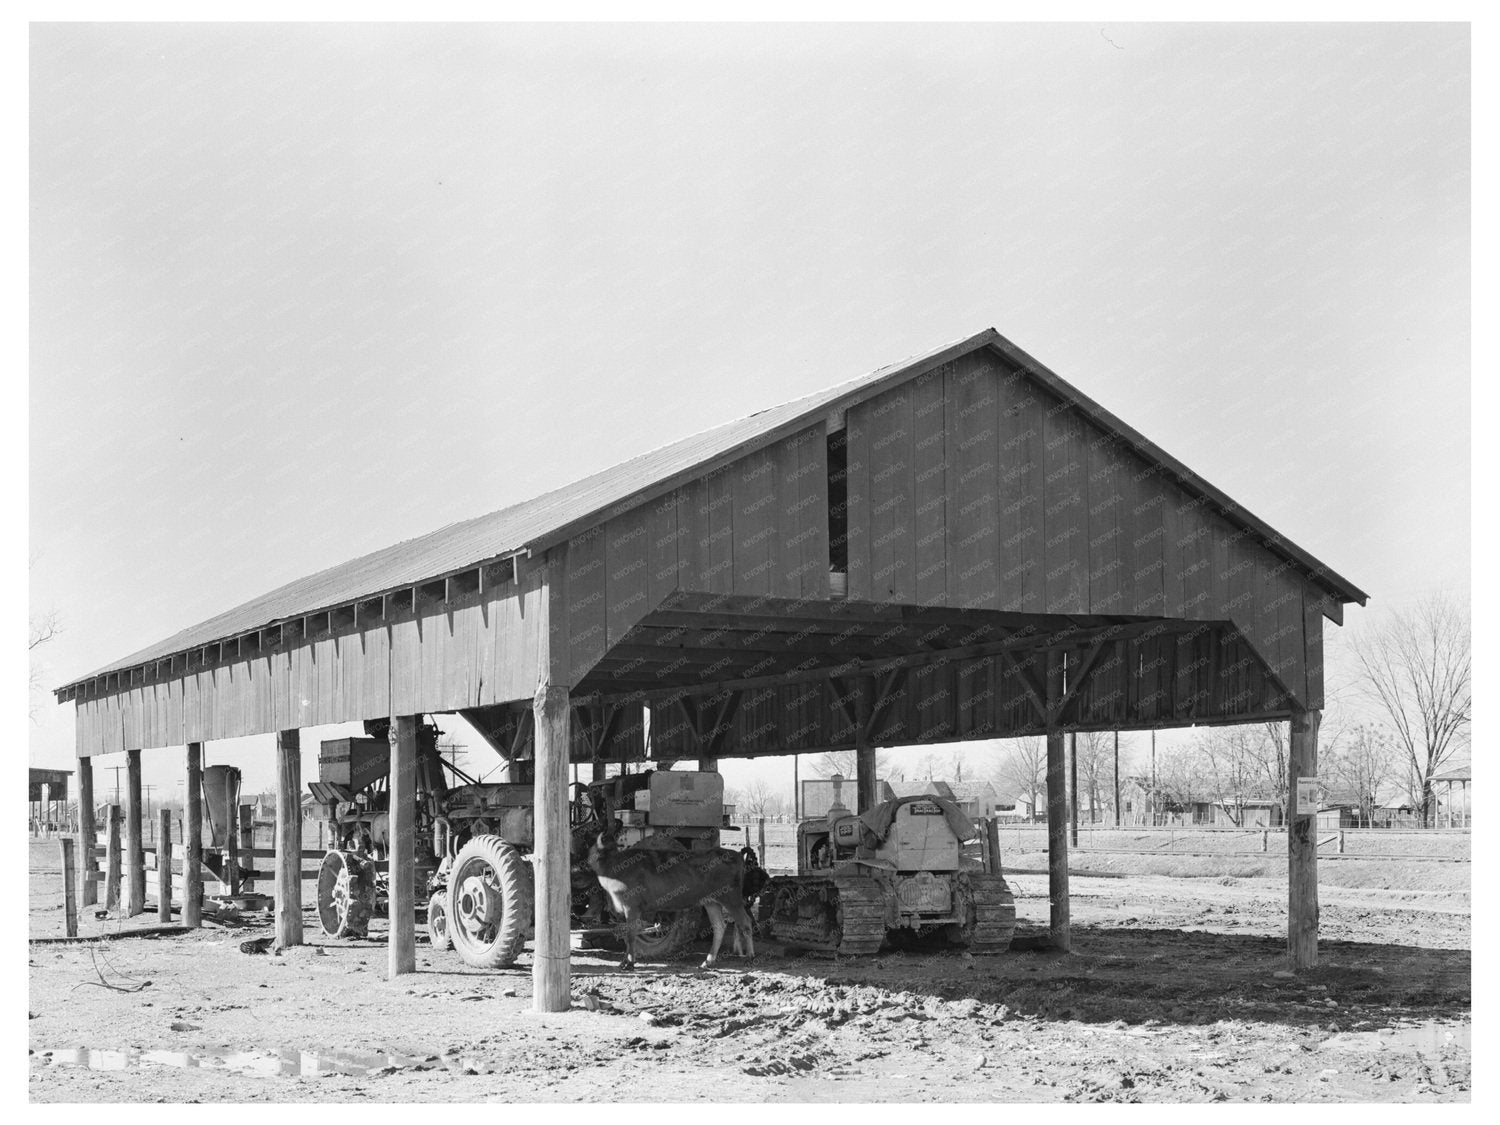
(960, 871, 1017, 953)
(767, 873, 887, 955)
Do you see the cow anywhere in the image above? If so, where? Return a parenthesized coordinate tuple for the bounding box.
(587, 831, 755, 970)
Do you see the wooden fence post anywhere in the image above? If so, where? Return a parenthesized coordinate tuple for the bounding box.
(225, 799, 241, 897)
(986, 816, 1003, 876)
(757, 817, 766, 861)
(105, 805, 123, 911)
(60, 838, 78, 938)
(158, 809, 173, 921)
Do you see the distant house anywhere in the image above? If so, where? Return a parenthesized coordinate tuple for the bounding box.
(1210, 796, 1284, 828)
(933, 780, 1004, 819)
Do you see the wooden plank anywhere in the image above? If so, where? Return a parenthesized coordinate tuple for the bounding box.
(795, 425, 830, 599)
(184, 743, 203, 928)
(866, 385, 915, 602)
(1128, 458, 1167, 616)
(946, 355, 999, 609)
(705, 465, 735, 595)
(1042, 394, 1087, 615)
(645, 493, 680, 608)
(1162, 484, 1186, 618)
(606, 504, 652, 647)
(1303, 590, 1326, 711)
(844, 399, 871, 600)
(60, 838, 78, 938)
(388, 717, 416, 976)
(731, 446, 778, 597)
(1085, 426, 1124, 614)
(1287, 708, 1320, 970)
(275, 729, 303, 948)
(105, 804, 122, 910)
(566, 526, 609, 684)
(533, 683, 571, 1012)
(910, 366, 948, 606)
(157, 809, 173, 922)
(78, 758, 97, 907)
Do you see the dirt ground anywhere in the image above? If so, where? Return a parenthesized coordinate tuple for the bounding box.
(27, 838, 1470, 1103)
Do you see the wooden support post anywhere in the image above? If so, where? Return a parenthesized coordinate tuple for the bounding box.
(60, 838, 78, 937)
(854, 674, 876, 815)
(126, 748, 145, 916)
(533, 683, 572, 1013)
(184, 743, 203, 928)
(1046, 728, 1070, 951)
(275, 730, 304, 948)
(78, 757, 98, 907)
(697, 756, 718, 772)
(1287, 708, 1321, 971)
(239, 804, 254, 854)
(1044, 648, 1069, 951)
(105, 805, 122, 910)
(986, 816, 1002, 877)
(591, 759, 606, 781)
(757, 817, 767, 862)
(387, 716, 417, 978)
(158, 809, 173, 922)
(225, 798, 241, 897)
(1069, 731, 1079, 848)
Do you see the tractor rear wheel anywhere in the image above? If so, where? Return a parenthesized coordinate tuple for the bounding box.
(317, 850, 375, 939)
(622, 908, 699, 961)
(427, 890, 453, 952)
(448, 834, 531, 969)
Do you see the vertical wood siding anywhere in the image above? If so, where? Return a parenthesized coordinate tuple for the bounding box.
(843, 349, 1323, 711)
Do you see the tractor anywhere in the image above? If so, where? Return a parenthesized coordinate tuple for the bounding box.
(759, 776, 1016, 955)
(306, 717, 739, 968)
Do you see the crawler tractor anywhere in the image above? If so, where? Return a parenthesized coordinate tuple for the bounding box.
(760, 779, 1015, 955)
(307, 718, 738, 968)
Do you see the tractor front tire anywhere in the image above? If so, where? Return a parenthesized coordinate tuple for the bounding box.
(448, 834, 532, 969)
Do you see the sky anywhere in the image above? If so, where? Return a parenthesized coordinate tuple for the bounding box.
(27, 22, 1470, 803)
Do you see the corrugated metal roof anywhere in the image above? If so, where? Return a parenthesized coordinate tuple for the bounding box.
(60, 326, 1369, 692)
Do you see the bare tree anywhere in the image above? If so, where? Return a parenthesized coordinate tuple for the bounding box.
(994, 737, 1047, 821)
(1073, 731, 1114, 823)
(1197, 727, 1264, 826)
(1354, 593, 1471, 827)
(1154, 745, 1213, 822)
(1322, 722, 1399, 827)
(29, 607, 61, 723)
(736, 776, 787, 819)
(812, 748, 891, 780)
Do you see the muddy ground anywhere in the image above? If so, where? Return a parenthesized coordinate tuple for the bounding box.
(27, 839, 1470, 1103)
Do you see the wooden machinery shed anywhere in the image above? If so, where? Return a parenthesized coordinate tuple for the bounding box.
(56, 328, 1367, 1008)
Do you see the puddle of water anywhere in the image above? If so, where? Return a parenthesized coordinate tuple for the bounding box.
(37, 1046, 449, 1078)
(1321, 1025, 1471, 1054)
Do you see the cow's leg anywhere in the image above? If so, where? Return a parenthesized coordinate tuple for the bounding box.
(725, 896, 755, 961)
(620, 905, 639, 970)
(701, 901, 728, 968)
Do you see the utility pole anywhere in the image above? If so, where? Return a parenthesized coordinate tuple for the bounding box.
(109, 765, 125, 806)
(1113, 731, 1121, 827)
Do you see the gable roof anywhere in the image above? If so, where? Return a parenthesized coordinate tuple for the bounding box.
(59, 327, 1369, 692)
